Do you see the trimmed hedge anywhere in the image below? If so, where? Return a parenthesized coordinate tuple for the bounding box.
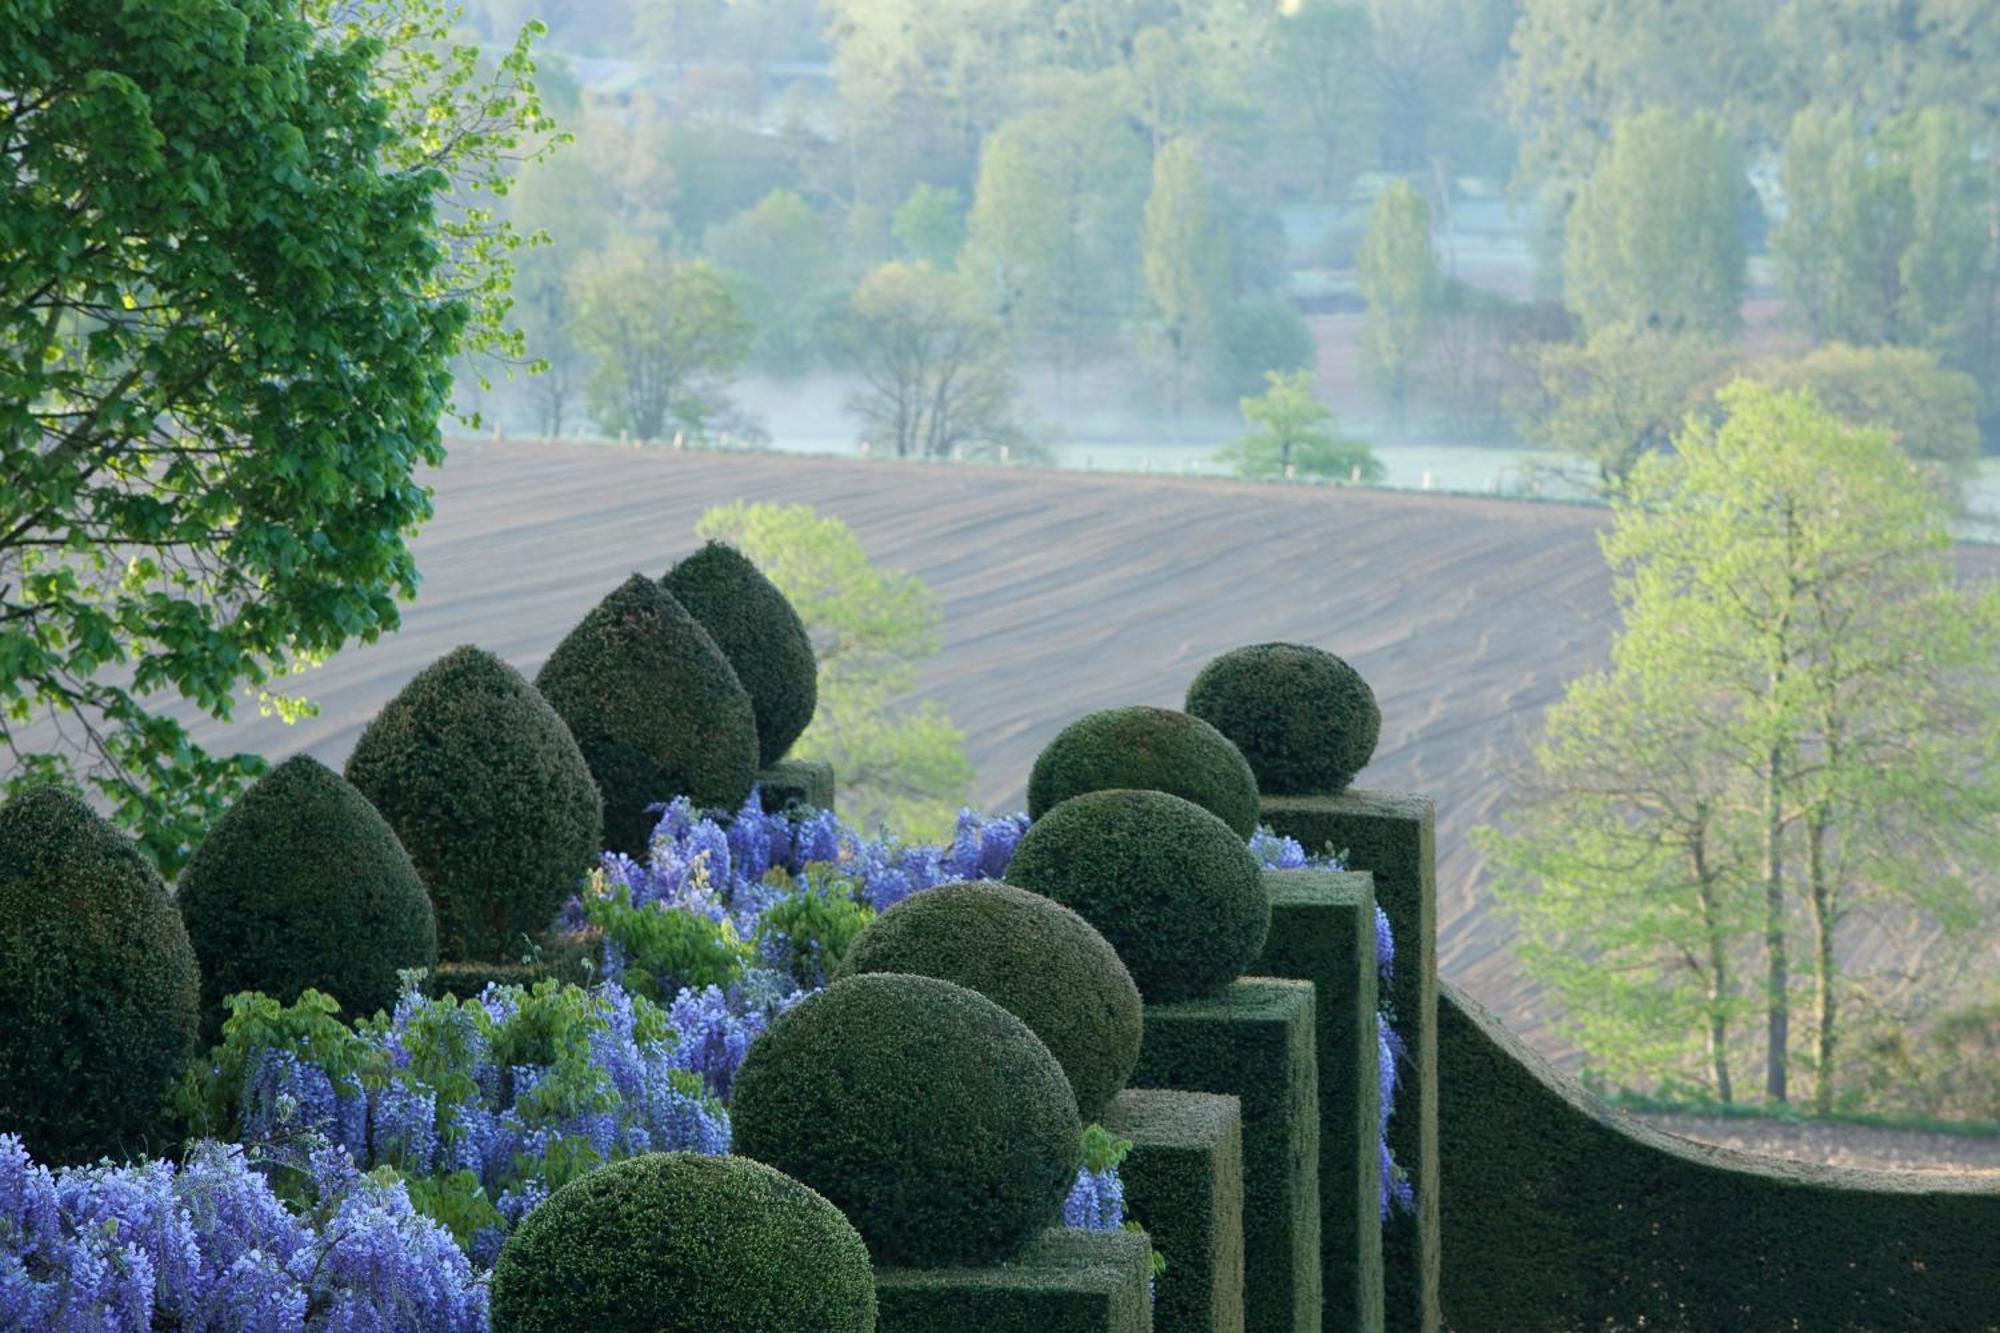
(757, 758, 835, 813)
(1006, 789, 1270, 1004)
(534, 574, 759, 855)
(489, 1152, 876, 1333)
(1186, 643, 1380, 795)
(0, 787, 199, 1164)
(663, 541, 819, 768)
(873, 1227, 1156, 1333)
(1100, 1089, 1246, 1333)
(842, 880, 1143, 1120)
(1028, 705, 1261, 837)
(177, 755, 437, 1031)
(345, 644, 603, 962)
(731, 972, 1083, 1267)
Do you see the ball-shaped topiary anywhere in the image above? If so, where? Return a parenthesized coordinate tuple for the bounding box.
(345, 645, 603, 962)
(490, 1152, 876, 1333)
(177, 755, 437, 1031)
(1185, 641, 1380, 795)
(662, 541, 818, 768)
(1028, 705, 1261, 837)
(841, 881, 1142, 1120)
(534, 575, 759, 855)
(1005, 789, 1269, 1004)
(0, 787, 200, 1164)
(731, 972, 1082, 1267)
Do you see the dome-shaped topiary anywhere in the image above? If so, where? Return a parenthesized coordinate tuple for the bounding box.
(662, 542, 818, 768)
(534, 574, 759, 855)
(841, 881, 1141, 1120)
(345, 645, 603, 962)
(0, 787, 199, 1163)
(1028, 705, 1261, 837)
(1185, 642, 1381, 795)
(177, 755, 437, 1031)
(490, 1152, 876, 1333)
(731, 972, 1082, 1267)
(1005, 789, 1269, 1004)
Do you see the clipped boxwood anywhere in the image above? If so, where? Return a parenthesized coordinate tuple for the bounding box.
(1185, 642, 1380, 795)
(731, 972, 1083, 1267)
(0, 787, 200, 1164)
(178, 755, 437, 1030)
(1006, 789, 1270, 1004)
(663, 541, 818, 768)
(842, 880, 1143, 1120)
(1028, 705, 1260, 837)
(535, 574, 759, 855)
(490, 1152, 876, 1333)
(346, 645, 603, 962)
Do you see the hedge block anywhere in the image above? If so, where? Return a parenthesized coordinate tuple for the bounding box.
(1101, 1088, 1246, 1333)
(874, 1227, 1154, 1333)
(1255, 868, 1384, 1333)
(756, 759, 835, 813)
(1262, 791, 1437, 1333)
(1135, 977, 1320, 1333)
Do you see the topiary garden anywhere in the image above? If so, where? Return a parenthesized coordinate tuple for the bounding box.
(1186, 642, 1381, 795)
(1028, 704, 1262, 836)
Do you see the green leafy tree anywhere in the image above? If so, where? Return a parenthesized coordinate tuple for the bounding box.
(892, 184, 968, 269)
(1357, 181, 1442, 413)
(509, 149, 610, 439)
(705, 189, 842, 374)
(1264, 0, 1373, 197)
(0, 0, 554, 870)
(695, 502, 975, 841)
(1215, 370, 1383, 482)
(1205, 296, 1317, 405)
(1141, 138, 1231, 430)
(571, 246, 754, 443)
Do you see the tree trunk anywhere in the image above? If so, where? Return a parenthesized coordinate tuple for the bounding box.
(1762, 746, 1790, 1104)
(1694, 842, 1735, 1105)
(1807, 809, 1838, 1116)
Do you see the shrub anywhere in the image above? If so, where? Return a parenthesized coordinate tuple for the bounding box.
(1028, 705, 1260, 837)
(345, 645, 603, 963)
(177, 756, 437, 1032)
(490, 1152, 875, 1333)
(842, 880, 1142, 1119)
(730, 972, 1082, 1266)
(534, 575, 759, 855)
(1185, 642, 1380, 795)
(1006, 789, 1270, 1003)
(0, 787, 200, 1164)
(662, 541, 819, 767)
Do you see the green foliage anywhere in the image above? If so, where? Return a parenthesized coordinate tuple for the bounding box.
(0, 787, 199, 1164)
(871, 1228, 1157, 1331)
(579, 864, 753, 1001)
(345, 645, 603, 963)
(1357, 181, 1442, 409)
(535, 575, 760, 856)
(490, 1153, 878, 1333)
(842, 880, 1144, 1120)
(1215, 370, 1383, 482)
(177, 756, 437, 1033)
(696, 503, 973, 841)
(755, 865, 875, 988)
(1028, 705, 1261, 837)
(1185, 642, 1382, 796)
(571, 244, 755, 442)
(1142, 138, 1231, 422)
(175, 988, 373, 1142)
(705, 189, 844, 374)
(1007, 789, 1270, 1004)
(892, 184, 968, 269)
(731, 972, 1083, 1266)
(662, 542, 820, 767)
(1205, 296, 1317, 405)
(0, 0, 554, 871)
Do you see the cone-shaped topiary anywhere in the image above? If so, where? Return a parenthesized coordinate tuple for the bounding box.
(490, 1152, 877, 1333)
(1185, 641, 1380, 795)
(662, 541, 818, 768)
(1028, 704, 1261, 837)
(0, 787, 199, 1163)
(534, 575, 759, 855)
(731, 972, 1082, 1267)
(1006, 789, 1270, 1003)
(345, 645, 603, 962)
(177, 755, 436, 1031)
(841, 880, 1142, 1120)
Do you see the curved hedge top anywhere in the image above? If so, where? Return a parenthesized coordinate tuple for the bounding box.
(534, 575, 759, 856)
(346, 644, 602, 962)
(489, 1152, 876, 1333)
(662, 542, 818, 768)
(1185, 642, 1380, 795)
(1028, 704, 1260, 837)
(0, 787, 199, 1164)
(730, 972, 1082, 1267)
(841, 880, 1142, 1120)
(177, 755, 437, 1029)
(1006, 789, 1270, 1003)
